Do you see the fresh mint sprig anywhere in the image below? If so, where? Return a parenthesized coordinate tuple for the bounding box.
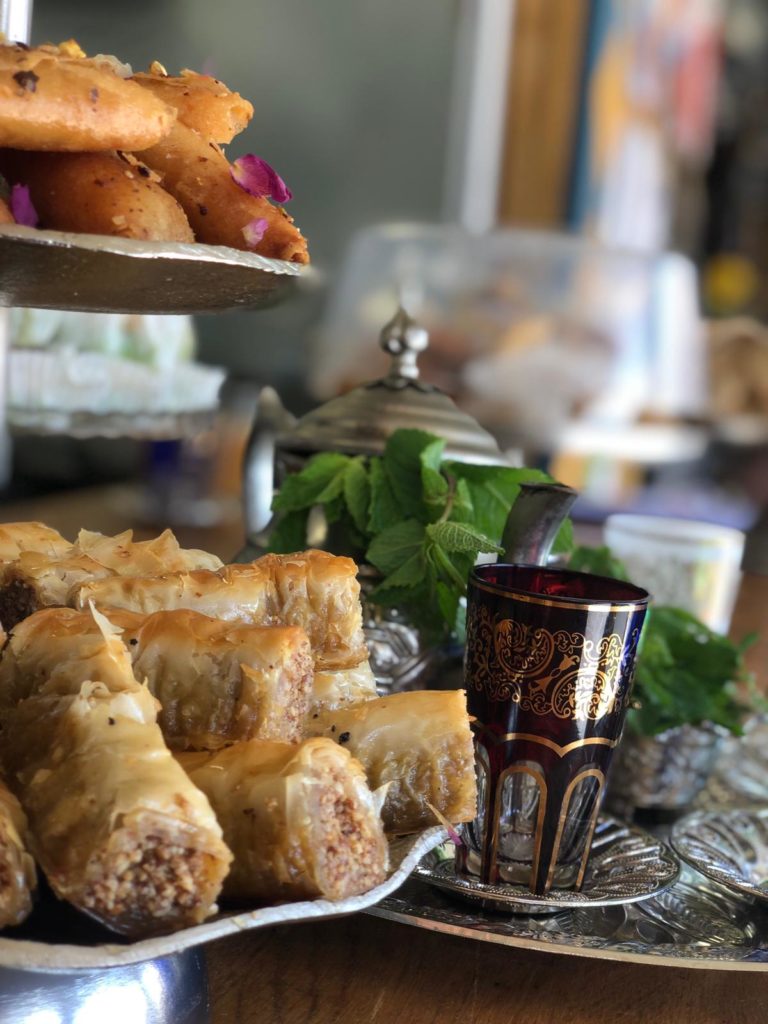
(269, 428, 573, 639)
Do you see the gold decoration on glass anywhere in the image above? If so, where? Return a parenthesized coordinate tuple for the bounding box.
(466, 605, 629, 721)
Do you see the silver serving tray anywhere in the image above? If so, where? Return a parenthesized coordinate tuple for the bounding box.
(367, 723, 768, 971)
(0, 225, 304, 315)
(370, 865, 768, 971)
(671, 809, 768, 906)
(0, 827, 444, 971)
(415, 818, 679, 914)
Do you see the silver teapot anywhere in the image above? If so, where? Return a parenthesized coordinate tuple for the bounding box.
(238, 307, 574, 693)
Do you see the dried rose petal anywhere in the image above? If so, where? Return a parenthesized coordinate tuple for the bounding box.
(231, 155, 292, 203)
(242, 217, 268, 248)
(9, 184, 38, 227)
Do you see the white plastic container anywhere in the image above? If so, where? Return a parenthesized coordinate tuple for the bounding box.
(604, 514, 745, 633)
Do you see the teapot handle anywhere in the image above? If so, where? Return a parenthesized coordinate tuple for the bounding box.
(242, 387, 296, 540)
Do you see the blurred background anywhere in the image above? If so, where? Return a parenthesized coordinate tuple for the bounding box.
(7, 0, 768, 574)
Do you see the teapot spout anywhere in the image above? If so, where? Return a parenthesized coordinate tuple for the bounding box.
(500, 482, 577, 566)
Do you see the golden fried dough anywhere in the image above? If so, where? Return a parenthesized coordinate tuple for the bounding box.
(136, 121, 308, 262)
(0, 198, 13, 224)
(0, 44, 175, 152)
(0, 151, 194, 242)
(133, 68, 253, 144)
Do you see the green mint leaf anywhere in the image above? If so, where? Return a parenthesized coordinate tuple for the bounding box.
(343, 457, 370, 534)
(374, 550, 425, 590)
(435, 580, 460, 634)
(271, 452, 351, 513)
(443, 463, 552, 541)
(552, 517, 575, 555)
(420, 438, 449, 511)
(366, 519, 426, 576)
(427, 520, 503, 555)
(383, 429, 437, 520)
(631, 605, 749, 736)
(448, 477, 474, 523)
(368, 457, 401, 534)
(569, 545, 629, 580)
(267, 509, 308, 553)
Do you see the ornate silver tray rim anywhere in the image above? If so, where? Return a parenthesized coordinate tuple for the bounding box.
(414, 818, 679, 913)
(671, 809, 768, 906)
(367, 890, 768, 972)
(0, 827, 445, 972)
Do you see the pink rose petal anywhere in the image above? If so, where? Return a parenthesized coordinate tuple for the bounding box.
(231, 155, 292, 203)
(9, 184, 38, 227)
(242, 217, 268, 248)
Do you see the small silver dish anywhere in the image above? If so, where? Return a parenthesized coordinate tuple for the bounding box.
(414, 817, 680, 915)
(671, 809, 768, 906)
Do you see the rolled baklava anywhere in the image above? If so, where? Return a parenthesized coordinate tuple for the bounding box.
(115, 609, 313, 748)
(0, 521, 71, 563)
(180, 738, 389, 902)
(310, 661, 378, 717)
(75, 549, 368, 670)
(0, 527, 223, 629)
(0, 780, 36, 928)
(307, 691, 477, 833)
(0, 608, 232, 937)
(0, 606, 313, 749)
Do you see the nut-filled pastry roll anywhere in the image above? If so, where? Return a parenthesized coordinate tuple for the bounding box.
(0, 527, 223, 629)
(180, 738, 389, 902)
(116, 609, 314, 749)
(253, 551, 367, 671)
(0, 605, 139, 710)
(307, 691, 477, 834)
(76, 549, 367, 670)
(0, 606, 314, 749)
(0, 521, 71, 563)
(0, 780, 36, 928)
(0, 610, 232, 937)
(310, 660, 378, 717)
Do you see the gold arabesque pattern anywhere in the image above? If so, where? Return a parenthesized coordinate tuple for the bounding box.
(466, 605, 632, 721)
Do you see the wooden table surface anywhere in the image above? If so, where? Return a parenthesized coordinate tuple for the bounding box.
(1, 484, 766, 1022)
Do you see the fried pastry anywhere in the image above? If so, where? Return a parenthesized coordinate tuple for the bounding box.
(75, 549, 367, 671)
(0, 605, 314, 749)
(0, 608, 232, 937)
(135, 120, 308, 262)
(310, 660, 378, 717)
(0, 150, 194, 241)
(0, 43, 175, 152)
(0, 781, 36, 928)
(133, 67, 253, 144)
(0, 521, 71, 563)
(115, 609, 313, 749)
(180, 738, 389, 901)
(307, 690, 477, 833)
(0, 527, 221, 628)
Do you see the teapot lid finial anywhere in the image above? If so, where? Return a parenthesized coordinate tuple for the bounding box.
(380, 306, 429, 384)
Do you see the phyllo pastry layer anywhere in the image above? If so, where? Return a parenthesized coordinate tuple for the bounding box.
(0, 608, 232, 937)
(76, 549, 367, 670)
(307, 690, 477, 833)
(0, 780, 36, 929)
(180, 737, 389, 902)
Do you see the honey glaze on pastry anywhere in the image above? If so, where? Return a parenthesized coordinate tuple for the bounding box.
(0, 42, 175, 152)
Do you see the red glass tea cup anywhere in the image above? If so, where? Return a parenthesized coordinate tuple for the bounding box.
(457, 563, 649, 895)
